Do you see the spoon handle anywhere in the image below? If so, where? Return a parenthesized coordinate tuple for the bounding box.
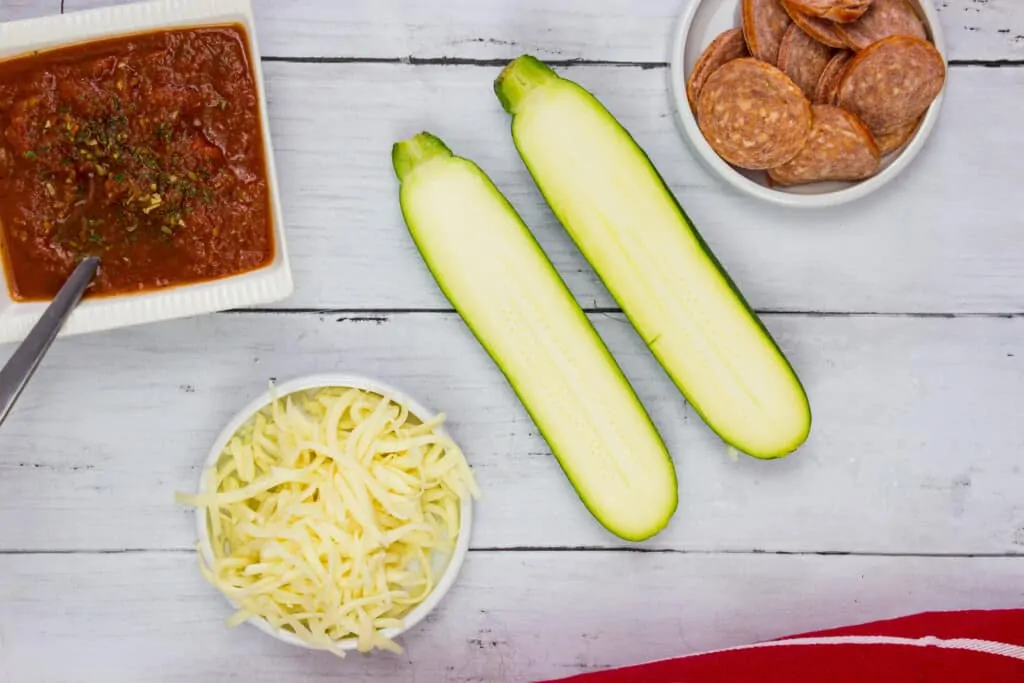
(0, 256, 100, 426)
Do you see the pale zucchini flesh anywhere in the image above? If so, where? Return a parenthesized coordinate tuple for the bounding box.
(392, 133, 678, 541)
(495, 57, 812, 459)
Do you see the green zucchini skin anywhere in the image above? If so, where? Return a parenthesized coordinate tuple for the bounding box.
(393, 132, 678, 541)
(495, 57, 812, 460)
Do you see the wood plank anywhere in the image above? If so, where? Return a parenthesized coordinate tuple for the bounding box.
(0, 312, 1021, 554)
(0, 56, 1018, 314)
(58, 0, 1024, 62)
(0, 0, 60, 22)
(258, 62, 1023, 314)
(1, 551, 1021, 682)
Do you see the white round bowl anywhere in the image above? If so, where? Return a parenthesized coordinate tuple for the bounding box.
(195, 373, 474, 655)
(668, 0, 947, 208)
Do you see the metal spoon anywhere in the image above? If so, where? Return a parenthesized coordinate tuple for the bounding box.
(0, 256, 99, 426)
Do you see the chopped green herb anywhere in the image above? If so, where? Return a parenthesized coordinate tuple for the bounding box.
(155, 122, 174, 144)
(22, 150, 37, 160)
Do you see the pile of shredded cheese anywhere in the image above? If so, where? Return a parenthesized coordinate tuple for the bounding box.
(176, 385, 479, 656)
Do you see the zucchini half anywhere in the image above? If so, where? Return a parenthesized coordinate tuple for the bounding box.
(495, 56, 812, 459)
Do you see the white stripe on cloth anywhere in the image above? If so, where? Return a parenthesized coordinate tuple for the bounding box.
(740, 635, 1024, 662)
(600, 634, 1024, 671)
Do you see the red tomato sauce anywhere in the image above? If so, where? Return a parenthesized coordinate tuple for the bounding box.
(0, 25, 274, 301)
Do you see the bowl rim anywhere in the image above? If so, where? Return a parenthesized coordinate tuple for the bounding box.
(194, 372, 474, 654)
(666, 0, 948, 209)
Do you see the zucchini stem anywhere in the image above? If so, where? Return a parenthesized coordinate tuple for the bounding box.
(392, 132, 453, 182)
(494, 55, 560, 115)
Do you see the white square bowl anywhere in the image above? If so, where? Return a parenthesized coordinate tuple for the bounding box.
(0, 0, 292, 343)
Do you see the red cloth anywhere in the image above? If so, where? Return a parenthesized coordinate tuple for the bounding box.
(540, 610, 1024, 682)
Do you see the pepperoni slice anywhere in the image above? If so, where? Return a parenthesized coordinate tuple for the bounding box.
(785, 0, 872, 23)
(777, 24, 835, 98)
(780, 1, 848, 49)
(835, 0, 926, 51)
(741, 0, 793, 65)
(813, 50, 853, 104)
(837, 35, 945, 135)
(873, 116, 921, 156)
(686, 28, 750, 113)
(768, 104, 880, 185)
(697, 58, 812, 170)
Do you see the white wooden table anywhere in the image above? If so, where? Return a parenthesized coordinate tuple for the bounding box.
(1, 1, 1022, 680)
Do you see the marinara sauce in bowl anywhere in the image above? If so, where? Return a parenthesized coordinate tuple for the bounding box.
(0, 0, 292, 341)
(0, 27, 273, 300)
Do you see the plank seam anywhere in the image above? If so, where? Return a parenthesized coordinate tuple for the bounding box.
(262, 56, 665, 68)
(474, 548, 1024, 557)
(221, 308, 1024, 319)
(2, 548, 1021, 558)
(949, 59, 1024, 68)
(259, 56, 1023, 69)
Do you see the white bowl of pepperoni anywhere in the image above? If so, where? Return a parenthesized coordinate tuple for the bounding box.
(668, 0, 947, 208)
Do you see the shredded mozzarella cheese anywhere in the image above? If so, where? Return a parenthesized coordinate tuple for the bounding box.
(177, 385, 479, 656)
